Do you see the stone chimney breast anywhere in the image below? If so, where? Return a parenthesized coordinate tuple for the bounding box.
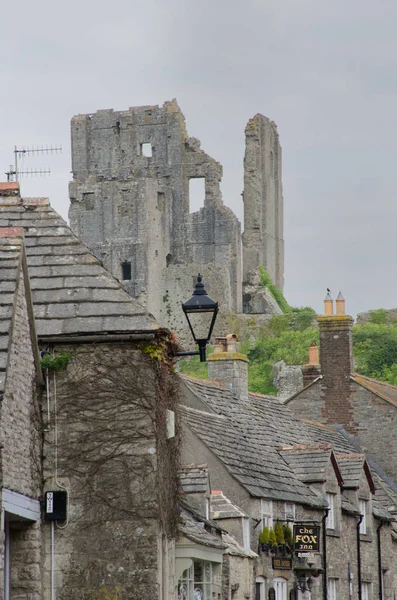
(208, 333, 249, 401)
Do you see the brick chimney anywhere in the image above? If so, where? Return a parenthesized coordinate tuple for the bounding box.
(317, 292, 355, 426)
(207, 334, 249, 401)
(301, 344, 321, 386)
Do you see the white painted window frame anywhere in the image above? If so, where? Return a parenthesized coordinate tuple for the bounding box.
(261, 499, 273, 529)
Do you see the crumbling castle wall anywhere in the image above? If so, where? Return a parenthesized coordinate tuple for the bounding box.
(69, 101, 284, 343)
(242, 115, 284, 290)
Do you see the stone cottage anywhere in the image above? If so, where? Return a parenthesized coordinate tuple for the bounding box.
(0, 181, 184, 600)
(178, 337, 397, 600)
(284, 294, 397, 485)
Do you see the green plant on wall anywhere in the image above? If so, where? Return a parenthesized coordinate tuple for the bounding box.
(283, 523, 293, 548)
(274, 521, 285, 545)
(41, 353, 72, 372)
(259, 525, 270, 545)
(268, 527, 277, 549)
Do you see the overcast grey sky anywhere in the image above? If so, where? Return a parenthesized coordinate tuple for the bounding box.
(1, 0, 397, 317)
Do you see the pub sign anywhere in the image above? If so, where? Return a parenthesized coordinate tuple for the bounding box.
(293, 524, 320, 552)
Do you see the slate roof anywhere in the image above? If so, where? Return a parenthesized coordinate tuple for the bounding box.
(278, 446, 336, 483)
(181, 375, 397, 518)
(335, 454, 366, 489)
(210, 491, 247, 519)
(180, 382, 327, 508)
(222, 532, 257, 557)
(179, 507, 226, 549)
(0, 196, 158, 339)
(179, 465, 209, 494)
(0, 229, 25, 393)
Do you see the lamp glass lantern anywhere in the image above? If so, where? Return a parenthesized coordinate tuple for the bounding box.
(181, 274, 219, 362)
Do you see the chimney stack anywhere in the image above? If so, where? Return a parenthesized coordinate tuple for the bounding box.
(317, 292, 355, 425)
(208, 334, 249, 401)
(301, 344, 321, 386)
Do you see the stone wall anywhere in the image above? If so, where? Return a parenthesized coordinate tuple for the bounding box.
(242, 115, 284, 290)
(1, 261, 43, 600)
(69, 101, 284, 344)
(42, 342, 178, 600)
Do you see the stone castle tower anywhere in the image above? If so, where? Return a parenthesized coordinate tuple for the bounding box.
(69, 100, 284, 341)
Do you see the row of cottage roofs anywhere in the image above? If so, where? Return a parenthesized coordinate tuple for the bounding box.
(1, 180, 397, 526)
(1, 181, 397, 596)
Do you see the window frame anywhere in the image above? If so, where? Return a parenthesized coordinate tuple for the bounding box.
(325, 492, 336, 530)
(361, 582, 371, 600)
(359, 499, 369, 535)
(242, 518, 251, 552)
(327, 578, 338, 600)
(284, 502, 295, 522)
(261, 499, 273, 529)
(178, 562, 212, 600)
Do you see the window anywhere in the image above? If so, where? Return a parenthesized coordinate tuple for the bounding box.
(284, 502, 295, 522)
(261, 499, 273, 529)
(141, 142, 152, 157)
(325, 493, 336, 529)
(359, 499, 369, 535)
(256, 577, 266, 600)
(189, 177, 205, 213)
(274, 578, 287, 600)
(361, 582, 371, 600)
(242, 518, 251, 551)
(327, 578, 337, 600)
(121, 261, 131, 280)
(178, 562, 212, 600)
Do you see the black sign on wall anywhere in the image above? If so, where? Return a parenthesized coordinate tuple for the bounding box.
(293, 524, 320, 552)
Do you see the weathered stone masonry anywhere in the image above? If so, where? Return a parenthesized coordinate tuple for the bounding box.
(69, 100, 284, 342)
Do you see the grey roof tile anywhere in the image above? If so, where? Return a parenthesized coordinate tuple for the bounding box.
(0, 198, 158, 337)
(179, 465, 209, 494)
(210, 491, 247, 519)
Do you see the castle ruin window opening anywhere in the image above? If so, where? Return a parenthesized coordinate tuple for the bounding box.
(189, 177, 205, 213)
(121, 261, 132, 280)
(141, 143, 152, 158)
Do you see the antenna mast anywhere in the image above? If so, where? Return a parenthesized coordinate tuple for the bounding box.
(6, 145, 62, 182)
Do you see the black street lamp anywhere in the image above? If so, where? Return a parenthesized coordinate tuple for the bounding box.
(176, 274, 219, 362)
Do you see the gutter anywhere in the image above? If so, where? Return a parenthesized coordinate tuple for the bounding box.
(357, 515, 363, 600)
(322, 509, 328, 600)
(38, 332, 157, 344)
(377, 522, 384, 600)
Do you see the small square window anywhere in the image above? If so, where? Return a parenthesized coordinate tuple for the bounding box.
(141, 143, 152, 157)
(121, 261, 132, 281)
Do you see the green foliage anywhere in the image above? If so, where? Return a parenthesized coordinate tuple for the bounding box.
(274, 521, 285, 545)
(283, 524, 293, 547)
(178, 353, 209, 379)
(268, 527, 277, 548)
(259, 526, 270, 544)
(258, 266, 291, 313)
(353, 322, 397, 380)
(368, 309, 388, 325)
(246, 322, 319, 395)
(41, 353, 72, 372)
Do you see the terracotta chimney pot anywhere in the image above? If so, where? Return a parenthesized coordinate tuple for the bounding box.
(308, 345, 319, 366)
(324, 292, 333, 316)
(335, 291, 345, 315)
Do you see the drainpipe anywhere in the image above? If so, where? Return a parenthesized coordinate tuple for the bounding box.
(377, 522, 384, 600)
(357, 515, 363, 600)
(322, 509, 329, 600)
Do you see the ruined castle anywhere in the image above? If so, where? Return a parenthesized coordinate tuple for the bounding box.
(69, 100, 284, 341)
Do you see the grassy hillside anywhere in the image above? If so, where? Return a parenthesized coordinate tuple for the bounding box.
(179, 304, 397, 395)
